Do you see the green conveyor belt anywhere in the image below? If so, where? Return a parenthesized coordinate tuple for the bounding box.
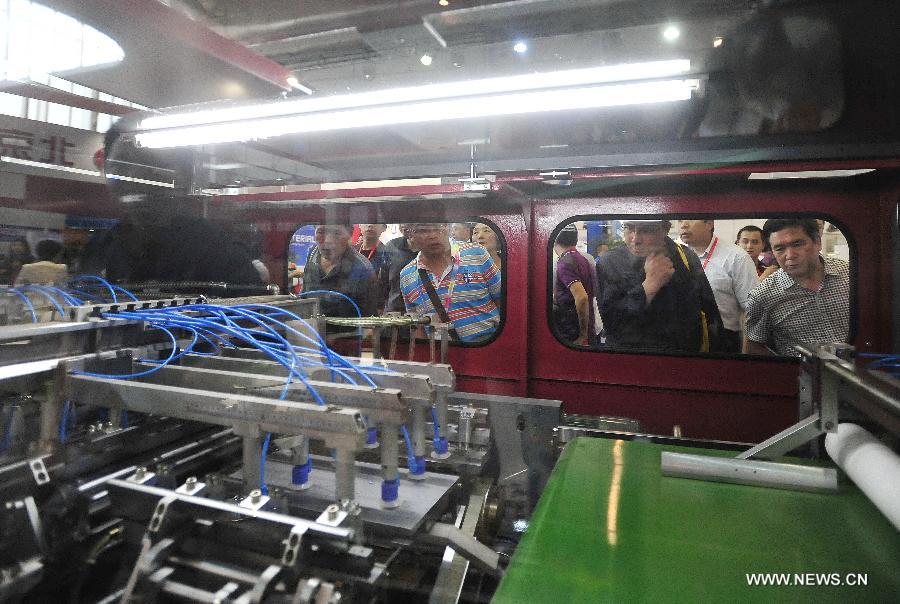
(494, 438, 900, 603)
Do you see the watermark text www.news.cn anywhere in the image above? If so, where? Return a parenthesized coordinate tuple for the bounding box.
(746, 573, 868, 587)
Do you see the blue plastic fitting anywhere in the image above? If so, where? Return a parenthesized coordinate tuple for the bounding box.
(291, 459, 312, 486)
(411, 455, 426, 476)
(434, 436, 449, 455)
(381, 477, 400, 502)
(366, 427, 378, 446)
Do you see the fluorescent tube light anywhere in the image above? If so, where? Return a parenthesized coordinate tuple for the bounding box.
(748, 169, 876, 179)
(136, 78, 699, 148)
(137, 59, 691, 131)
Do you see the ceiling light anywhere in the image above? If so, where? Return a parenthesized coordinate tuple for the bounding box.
(439, 0, 449, 6)
(513, 41, 528, 54)
(420, 53, 433, 66)
(135, 79, 699, 148)
(286, 76, 313, 95)
(202, 162, 245, 170)
(663, 26, 680, 41)
(712, 36, 724, 48)
(138, 59, 691, 132)
(748, 169, 876, 180)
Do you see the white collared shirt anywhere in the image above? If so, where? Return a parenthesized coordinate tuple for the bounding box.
(692, 237, 758, 332)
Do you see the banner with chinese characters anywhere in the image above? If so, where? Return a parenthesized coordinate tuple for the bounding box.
(0, 114, 104, 175)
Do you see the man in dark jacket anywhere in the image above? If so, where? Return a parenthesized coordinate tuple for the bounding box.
(596, 220, 723, 353)
(301, 224, 379, 317)
(382, 224, 419, 314)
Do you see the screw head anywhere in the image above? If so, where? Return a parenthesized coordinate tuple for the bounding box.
(249, 489, 262, 503)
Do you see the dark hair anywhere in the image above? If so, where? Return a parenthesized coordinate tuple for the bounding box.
(762, 219, 819, 244)
(556, 226, 578, 247)
(736, 224, 770, 251)
(36, 239, 63, 262)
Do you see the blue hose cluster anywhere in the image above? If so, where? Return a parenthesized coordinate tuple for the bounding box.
(855, 352, 900, 376)
(34, 278, 420, 498)
(1, 276, 132, 322)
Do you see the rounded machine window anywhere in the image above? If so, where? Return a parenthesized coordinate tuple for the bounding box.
(288, 221, 505, 349)
(550, 217, 851, 357)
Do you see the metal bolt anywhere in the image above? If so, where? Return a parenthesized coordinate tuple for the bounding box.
(249, 489, 262, 504)
(825, 421, 835, 430)
(134, 467, 147, 480)
(326, 504, 340, 521)
(185, 476, 197, 490)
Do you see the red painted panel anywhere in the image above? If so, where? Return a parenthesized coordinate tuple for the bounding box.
(526, 188, 887, 440)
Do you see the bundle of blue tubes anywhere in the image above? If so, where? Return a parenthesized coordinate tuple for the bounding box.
(1, 276, 447, 501)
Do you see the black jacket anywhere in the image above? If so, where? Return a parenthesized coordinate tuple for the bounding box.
(596, 238, 724, 353)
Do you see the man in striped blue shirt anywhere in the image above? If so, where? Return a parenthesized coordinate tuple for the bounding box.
(399, 223, 502, 342)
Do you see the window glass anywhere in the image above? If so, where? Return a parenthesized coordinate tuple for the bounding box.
(288, 221, 504, 346)
(551, 217, 850, 357)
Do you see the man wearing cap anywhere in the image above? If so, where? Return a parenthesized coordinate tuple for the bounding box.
(399, 223, 501, 342)
(595, 220, 723, 352)
(679, 219, 758, 353)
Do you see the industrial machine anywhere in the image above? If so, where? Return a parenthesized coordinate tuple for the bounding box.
(0, 284, 561, 602)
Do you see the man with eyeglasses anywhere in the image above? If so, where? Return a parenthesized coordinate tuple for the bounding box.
(399, 223, 501, 342)
(301, 224, 379, 317)
(595, 220, 723, 353)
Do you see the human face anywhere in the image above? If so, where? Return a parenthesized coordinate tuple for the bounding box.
(359, 224, 385, 243)
(451, 223, 472, 242)
(314, 225, 351, 261)
(678, 220, 714, 248)
(623, 223, 666, 258)
(471, 223, 498, 253)
(737, 230, 764, 258)
(769, 226, 821, 279)
(409, 223, 450, 256)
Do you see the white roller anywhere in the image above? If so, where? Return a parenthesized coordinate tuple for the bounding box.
(660, 452, 838, 493)
(825, 423, 900, 532)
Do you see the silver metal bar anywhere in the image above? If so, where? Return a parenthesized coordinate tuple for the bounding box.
(107, 478, 352, 538)
(381, 423, 399, 482)
(66, 375, 366, 450)
(242, 434, 262, 488)
(223, 348, 455, 389)
(180, 354, 436, 406)
(430, 480, 493, 604)
(133, 362, 409, 426)
(661, 451, 838, 493)
(412, 405, 426, 457)
(736, 413, 822, 460)
(334, 447, 355, 502)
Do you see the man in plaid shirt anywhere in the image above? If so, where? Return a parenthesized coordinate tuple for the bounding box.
(745, 218, 849, 356)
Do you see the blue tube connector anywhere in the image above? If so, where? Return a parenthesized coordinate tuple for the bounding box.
(381, 477, 400, 507)
(432, 436, 450, 459)
(291, 459, 312, 489)
(409, 455, 427, 480)
(365, 427, 379, 449)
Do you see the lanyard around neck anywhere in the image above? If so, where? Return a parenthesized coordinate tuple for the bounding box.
(357, 242, 377, 261)
(701, 237, 718, 270)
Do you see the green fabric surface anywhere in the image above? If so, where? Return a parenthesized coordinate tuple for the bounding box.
(494, 437, 900, 603)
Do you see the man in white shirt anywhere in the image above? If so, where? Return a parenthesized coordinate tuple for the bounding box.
(679, 220, 757, 353)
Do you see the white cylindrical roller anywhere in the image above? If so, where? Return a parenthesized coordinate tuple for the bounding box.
(825, 423, 900, 532)
(660, 452, 838, 493)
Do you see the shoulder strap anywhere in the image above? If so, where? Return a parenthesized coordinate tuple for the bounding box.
(674, 243, 691, 271)
(417, 268, 459, 341)
(673, 244, 710, 352)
